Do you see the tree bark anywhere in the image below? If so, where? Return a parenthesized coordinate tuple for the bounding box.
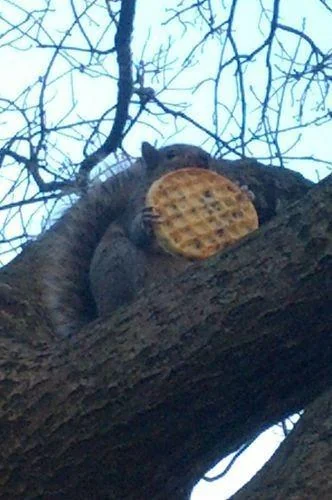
(0, 169, 331, 499)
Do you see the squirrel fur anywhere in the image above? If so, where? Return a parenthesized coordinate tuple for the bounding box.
(43, 142, 213, 337)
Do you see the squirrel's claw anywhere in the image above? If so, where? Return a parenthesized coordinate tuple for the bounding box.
(140, 206, 161, 236)
(234, 181, 255, 201)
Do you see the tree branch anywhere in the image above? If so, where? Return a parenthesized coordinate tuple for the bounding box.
(0, 174, 331, 498)
(78, 0, 137, 177)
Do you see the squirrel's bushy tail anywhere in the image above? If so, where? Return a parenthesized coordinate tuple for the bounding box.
(42, 164, 142, 337)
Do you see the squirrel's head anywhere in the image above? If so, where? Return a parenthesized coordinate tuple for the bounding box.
(141, 142, 211, 176)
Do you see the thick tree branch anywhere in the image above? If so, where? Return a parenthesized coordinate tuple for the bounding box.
(0, 174, 331, 498)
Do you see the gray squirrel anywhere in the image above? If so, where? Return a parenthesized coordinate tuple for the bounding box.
(43, 141, 213, 337)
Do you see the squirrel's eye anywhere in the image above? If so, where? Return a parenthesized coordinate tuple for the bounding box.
(166, 150, 177, 160)
(199, 153, 209, 162)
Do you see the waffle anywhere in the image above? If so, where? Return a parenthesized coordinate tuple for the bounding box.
(146, 167, 258, 260)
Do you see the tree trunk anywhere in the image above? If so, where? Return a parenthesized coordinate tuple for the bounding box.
(0, 168, 331, 499)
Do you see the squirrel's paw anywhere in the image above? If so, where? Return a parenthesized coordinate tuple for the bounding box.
(140, 206, 161, 235)
(235, 182, 255, 201)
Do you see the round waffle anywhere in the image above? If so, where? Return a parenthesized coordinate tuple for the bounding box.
(146, 167, 258, 260)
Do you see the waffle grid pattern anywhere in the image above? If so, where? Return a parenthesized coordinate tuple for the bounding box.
(146, 168, 258, 259)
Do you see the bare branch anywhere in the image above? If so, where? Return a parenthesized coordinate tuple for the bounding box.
(78, 0, 137, 178)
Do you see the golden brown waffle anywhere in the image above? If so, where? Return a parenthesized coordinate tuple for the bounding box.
(146, 167, 258, 259)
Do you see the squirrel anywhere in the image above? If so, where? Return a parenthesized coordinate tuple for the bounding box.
(43, 142, 214, 337)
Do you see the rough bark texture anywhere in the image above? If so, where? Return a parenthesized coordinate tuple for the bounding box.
(233, 388, 332, 500)
(0, 164, 331, 499)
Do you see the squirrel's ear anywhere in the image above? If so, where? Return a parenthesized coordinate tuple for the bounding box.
(141, 141, 160, 170)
